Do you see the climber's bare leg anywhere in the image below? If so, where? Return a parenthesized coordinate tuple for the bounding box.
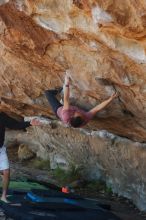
(1, 169, 10, 203)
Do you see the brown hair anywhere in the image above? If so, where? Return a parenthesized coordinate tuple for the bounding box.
(70, 116, 84, 128)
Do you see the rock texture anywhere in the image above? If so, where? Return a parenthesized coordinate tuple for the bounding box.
(18, 143, 36, 161)
(0, 0, 146, 141)
(1, 0, 146, 212)
(5, 125, 146, 211)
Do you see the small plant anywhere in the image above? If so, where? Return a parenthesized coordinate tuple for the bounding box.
(53, 167, 67, 183)
(32, 159, 50, 170)
(105, 186, 113, 194)
(53, 164, 83, 185)
(86, 180, 106, 191)
(86, 180, 113, 195)
(67, 164, 83, 181)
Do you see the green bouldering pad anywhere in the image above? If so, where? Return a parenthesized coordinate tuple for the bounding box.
(0, 180, 47, 192)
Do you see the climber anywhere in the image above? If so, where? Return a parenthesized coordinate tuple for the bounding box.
(45, 74, 118, 128)
(0, 113, 41, 203)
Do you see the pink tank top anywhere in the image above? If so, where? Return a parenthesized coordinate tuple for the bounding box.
(57, 106, 93, 127)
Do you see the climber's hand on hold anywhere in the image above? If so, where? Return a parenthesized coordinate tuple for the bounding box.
(89, 92, 118, 116)
(64, 70, 71, 85)
(64, 75, 70, 86)
(63, 70, 71, 110)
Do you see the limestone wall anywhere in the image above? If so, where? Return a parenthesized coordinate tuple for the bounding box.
(1, 0, 146, 211)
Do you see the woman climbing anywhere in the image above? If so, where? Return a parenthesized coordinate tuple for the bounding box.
(45, 74, 117, 128)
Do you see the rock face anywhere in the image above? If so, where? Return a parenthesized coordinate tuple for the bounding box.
(5, 125, 146, 211)
(18, 143, 36, 161)
(0, 0, 146, 141)
(1, 0, 146, 211)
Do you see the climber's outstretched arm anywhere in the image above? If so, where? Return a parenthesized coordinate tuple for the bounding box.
(88, 92, 118, 117)
(63, 75, 70, 110)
